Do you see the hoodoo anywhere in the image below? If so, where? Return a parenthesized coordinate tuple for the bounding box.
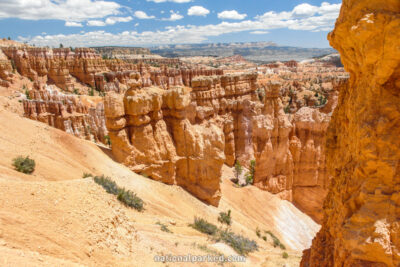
(301, 0, 400, 266)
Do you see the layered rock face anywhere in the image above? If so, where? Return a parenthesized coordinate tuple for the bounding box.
(104, 72, 333, 214)
(0, 50, 13, 87)
(253, 82, 331, 222)
(105, 85, 225, 205)
(23, 82, 107, 144)
(301, 1, 400, 266)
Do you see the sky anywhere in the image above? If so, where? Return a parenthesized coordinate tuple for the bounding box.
(0, 0, 342, 48)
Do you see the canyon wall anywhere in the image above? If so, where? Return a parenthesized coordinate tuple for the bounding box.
(104, 72, 333, 215)
(23, 82, 108, 144)
(301, 1, 400, 266)
(0, 43, 342, 219)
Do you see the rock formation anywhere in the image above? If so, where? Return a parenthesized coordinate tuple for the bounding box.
(23, 82, 107, 144)
(301, 1, 400, 266)
(0, 41, 344, 220)
(104, 71, 333, 215)
(253, 81, 331, 222)
(105, 85, 225, 205)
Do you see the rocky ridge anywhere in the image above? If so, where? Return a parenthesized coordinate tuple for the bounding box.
(301, 0, 400, 266)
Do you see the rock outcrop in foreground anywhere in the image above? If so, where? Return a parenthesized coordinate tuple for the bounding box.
(301, 1, 400, 266)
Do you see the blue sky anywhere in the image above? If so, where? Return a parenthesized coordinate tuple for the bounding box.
(0, 0, 342, 48)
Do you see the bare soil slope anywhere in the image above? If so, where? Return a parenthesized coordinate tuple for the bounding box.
(0, 101, 319, 266)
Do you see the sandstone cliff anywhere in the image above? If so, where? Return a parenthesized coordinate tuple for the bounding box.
(104, 72, 334, 215)
(23, 82, 108, 144)
(301, 1, 400, 266)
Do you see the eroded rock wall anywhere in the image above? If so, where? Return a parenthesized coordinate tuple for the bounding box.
(105, 85, 225, 205)
(301, 1, 400, 266)
(23, 82, 107, 144)
(104, 72, 333, 213)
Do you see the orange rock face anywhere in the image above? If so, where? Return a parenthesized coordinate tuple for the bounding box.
(0, 42, 342, 218)
(253, 81, 331, 222)
(105, 85, 225, 205)
(104, 71, 335, 212)
(23, 82, 108, 144)
(301, 1, 400, 266)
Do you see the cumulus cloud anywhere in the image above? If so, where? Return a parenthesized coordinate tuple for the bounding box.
(147, 0, 191, 2)
(87, 20, 106, 26)
(162, 11, 184, 21)
(0, 0, 121, 22)
(187, 6, 210, 17)
(65, 21, 83, 27)
(134, 11, 155, 19)
(105, 16, 133, 25)
(250, 31, 269, 35)
(22, 2, 341, 47)
(86, 16, 132, 26)
(218, 10, 247, 20)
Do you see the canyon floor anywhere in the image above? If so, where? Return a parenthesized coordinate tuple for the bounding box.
(0, 96, 318, 266)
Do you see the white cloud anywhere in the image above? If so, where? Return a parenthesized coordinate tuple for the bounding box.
(22, 2, 341, 47)
(105, 16, 133, 25)
(162, 11, 184, 21)
(218, 10, 247, 20)
(87, 20, 106, 26)
(250, 31, 269, 35)
(0, 0, 121, 22)
(65, 21, 83, 27)
(292, 3, 318, 18)
(134, 11, 155, 19)
(147, 0, 192, 3)
(188, 6, 210, 17)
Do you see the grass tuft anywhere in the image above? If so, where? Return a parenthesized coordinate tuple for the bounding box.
(216, 229, 258, 255)
(265, 230, 286, 249)
(190, 217, 218, 235)
(82, 172, 93, 178)
(282, 251, 289, 259)
(156, 222, 173, 233)
(218, 210, 232, 226)
(190, 217, 258, 256)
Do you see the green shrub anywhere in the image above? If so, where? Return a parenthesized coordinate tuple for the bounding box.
(156, 222, 172, 233)
(262, 236, 267, 241)
(265, 230, 285, 249)
(117, 188, 144, 211)
(12, 156, 35, 174)
(284, 105, 290, 114)
(234, 161, 242, 183)
(88, 87, 94, 96)
(104, 135, 111, 146)
(93, 175, 144, 211)
(93, 175, 120, 195)
(256, 228, 261, 238)
(218, 210, 232, 226)
(82, 172, 93, 178)
(25, 88, 30, 100)
(282, 252, 289, 259)
(191, 217, 258, 256)
(190, 217, 218, 236)
(216, 229, 258, 255)
(256, 88, 265, 102)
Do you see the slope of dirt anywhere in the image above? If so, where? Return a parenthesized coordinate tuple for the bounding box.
(0, 101, 319, 266)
